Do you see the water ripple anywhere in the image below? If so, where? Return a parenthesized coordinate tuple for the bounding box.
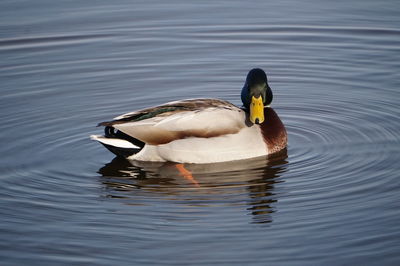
(1, 3, 400, 264)
(0, 33, 114, 51)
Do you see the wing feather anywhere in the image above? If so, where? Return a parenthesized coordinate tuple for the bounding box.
(100, 99, 247, 145)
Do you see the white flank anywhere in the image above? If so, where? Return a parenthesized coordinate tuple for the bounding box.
(128, 125, 268, 164)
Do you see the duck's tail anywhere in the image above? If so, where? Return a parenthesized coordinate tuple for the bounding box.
(90, 126, 144, 158)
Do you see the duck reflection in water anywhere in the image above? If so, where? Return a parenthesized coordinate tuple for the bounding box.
(98, 149, 288, 224)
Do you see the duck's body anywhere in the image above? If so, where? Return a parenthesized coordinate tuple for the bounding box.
(91, 69, 287, 164)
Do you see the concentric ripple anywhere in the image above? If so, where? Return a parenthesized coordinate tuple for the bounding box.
(1, 0, 400, 265)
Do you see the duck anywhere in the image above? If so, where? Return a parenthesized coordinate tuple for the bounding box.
(90, 68, 287, 164)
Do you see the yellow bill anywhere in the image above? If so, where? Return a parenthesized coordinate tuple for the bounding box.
(250, 95, 264, 124)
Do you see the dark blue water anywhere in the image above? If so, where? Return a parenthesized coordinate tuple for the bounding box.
(1, 1, 400, 265)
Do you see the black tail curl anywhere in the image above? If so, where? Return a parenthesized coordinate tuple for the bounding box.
(104, 126, 145, 149)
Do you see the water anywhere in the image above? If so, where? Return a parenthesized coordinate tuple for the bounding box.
(1, 0, 400, 265)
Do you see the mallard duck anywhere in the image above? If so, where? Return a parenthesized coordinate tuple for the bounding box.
(91, 68, 287, 164)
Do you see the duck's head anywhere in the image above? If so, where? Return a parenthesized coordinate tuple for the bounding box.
(241, 68, 273, 124)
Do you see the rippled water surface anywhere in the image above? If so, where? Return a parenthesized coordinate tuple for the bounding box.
(1, 0, 400, 265)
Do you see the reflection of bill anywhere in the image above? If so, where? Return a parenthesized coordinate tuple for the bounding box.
(98, 149, 287, 224)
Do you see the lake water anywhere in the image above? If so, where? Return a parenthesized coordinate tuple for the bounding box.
(1, 0, 400, 265)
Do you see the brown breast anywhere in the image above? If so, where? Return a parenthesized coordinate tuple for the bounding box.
(259, 108, 288, 154)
